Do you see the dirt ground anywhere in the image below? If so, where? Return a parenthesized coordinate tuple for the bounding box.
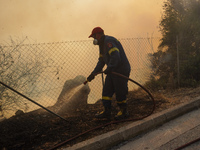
(1, 86, 200, 150)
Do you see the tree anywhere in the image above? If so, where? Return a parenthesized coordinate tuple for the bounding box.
(150, 0, 200, 88)
(0, 37, 57, 118)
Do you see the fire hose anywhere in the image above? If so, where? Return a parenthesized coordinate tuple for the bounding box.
(49, 71, 156, 150)
(0, 81, 69, 123)
(175, 137, 200, 150)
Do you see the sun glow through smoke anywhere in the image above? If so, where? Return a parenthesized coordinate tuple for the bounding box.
(0, 0, 163, 43)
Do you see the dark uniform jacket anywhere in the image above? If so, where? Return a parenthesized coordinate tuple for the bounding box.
(92, 35, 131, 76)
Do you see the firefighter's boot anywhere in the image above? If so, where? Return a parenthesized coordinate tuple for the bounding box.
(115, 106, 129, 120)
(95, 107, 111, 120)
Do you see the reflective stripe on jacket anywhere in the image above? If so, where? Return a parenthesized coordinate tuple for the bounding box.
(92, 35, 131, 75)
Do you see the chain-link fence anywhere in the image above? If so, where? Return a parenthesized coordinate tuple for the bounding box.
(0, 37, 160, 149)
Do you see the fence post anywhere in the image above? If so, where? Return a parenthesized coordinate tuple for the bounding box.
(176, 35, 180, 88)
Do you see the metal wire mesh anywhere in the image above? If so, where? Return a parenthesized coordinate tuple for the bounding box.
(0, 37, 160, 149)
(0, 37, 160, 118)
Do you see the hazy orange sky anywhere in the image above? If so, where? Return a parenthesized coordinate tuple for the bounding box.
(0, 0, 164, 43)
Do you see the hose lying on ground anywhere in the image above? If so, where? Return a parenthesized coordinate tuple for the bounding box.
(49, 71, 155, 150)
(0, 81, 69, 123)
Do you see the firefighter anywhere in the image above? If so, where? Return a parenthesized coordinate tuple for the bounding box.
(87, 27, 131, 120)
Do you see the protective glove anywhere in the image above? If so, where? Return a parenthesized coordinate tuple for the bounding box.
(104, 68, 112, 74)
(87, 73, 95, 82)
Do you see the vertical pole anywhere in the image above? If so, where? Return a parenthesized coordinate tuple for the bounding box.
(176, 35, 180, 88)
(101, 72, 105, 87)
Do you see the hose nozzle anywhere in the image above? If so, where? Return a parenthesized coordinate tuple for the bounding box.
(83, 80, 88, 85)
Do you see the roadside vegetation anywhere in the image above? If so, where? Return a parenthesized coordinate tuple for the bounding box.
(147, 0, 200, 90)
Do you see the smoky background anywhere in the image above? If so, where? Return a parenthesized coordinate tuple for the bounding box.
(0, 0, 163, 43)
(0, 37, 160, 119)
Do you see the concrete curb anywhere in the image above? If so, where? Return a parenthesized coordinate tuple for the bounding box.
(64, 96, 200, 150)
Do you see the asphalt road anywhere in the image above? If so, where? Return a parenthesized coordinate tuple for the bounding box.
(110, 108, 200, 150)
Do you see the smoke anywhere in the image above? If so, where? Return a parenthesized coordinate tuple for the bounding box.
(53, 75, 90, 116)
(0, 0, 163, 42)
(0, 0, 164, 119)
